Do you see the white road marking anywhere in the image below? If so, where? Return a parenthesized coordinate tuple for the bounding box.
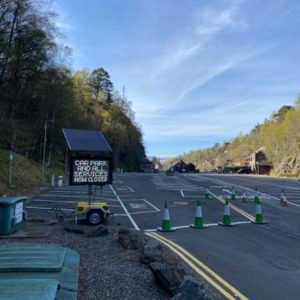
(130, 210, 161, 215)
(127, 186, 135, 192)
(142, 199, 160, 211)
(144, 221, 252, 232)
(110, 184, 140, 231)
(231, 221, 252, 225)
(181, 189, 203, 198)
(40, 194, 117, 201)
(222, 189, 231, 194)
(32, 198, 119, 203)
(199, 175, 300, 208)
(26, 206, 75, 212)
(129, 203, 147, 209)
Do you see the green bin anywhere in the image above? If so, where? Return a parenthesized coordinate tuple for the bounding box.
(0, 197, 27, 236)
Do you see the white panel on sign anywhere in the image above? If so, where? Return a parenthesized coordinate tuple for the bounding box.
(15, 202, 23, 224)
(72, 159, 109, 184)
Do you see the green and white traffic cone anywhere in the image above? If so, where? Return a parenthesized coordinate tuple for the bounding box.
(252, 196, 266, 224)
(241, 191, 247, 203)
(280, 189, 285, 205)
(157, 201, 176, 232)
(190, 200, 208, 229)
(231, 186, 236, 200)
(205, 188, 210, 200)
(282, 194, 288, 207)
(219, 198, 234, 226)
(253, 187, 259, 203)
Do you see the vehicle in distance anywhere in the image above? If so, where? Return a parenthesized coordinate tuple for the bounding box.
(237, 167, 252, 174)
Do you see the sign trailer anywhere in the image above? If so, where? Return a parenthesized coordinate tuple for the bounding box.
(63, 128, 113, 225)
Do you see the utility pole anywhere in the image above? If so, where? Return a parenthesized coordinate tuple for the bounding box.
(42, 118, 54, 184)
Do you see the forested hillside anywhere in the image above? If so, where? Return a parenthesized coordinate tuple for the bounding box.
(165, 98, 300, 177)
(0, 0, 145, 173)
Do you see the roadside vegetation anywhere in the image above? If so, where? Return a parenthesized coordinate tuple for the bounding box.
(165, 99, 300, 177)
(0, 0, 145, 194)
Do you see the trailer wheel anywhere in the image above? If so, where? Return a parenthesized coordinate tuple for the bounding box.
(87, 210, 103, 225)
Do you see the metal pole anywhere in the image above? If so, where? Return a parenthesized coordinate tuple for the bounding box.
(8, 150, 12, 185)
(42, 121, 47, 184)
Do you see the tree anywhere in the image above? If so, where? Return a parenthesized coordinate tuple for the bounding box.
(89, 67, 113, 107)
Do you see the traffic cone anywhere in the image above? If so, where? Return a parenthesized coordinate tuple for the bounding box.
(241, 192, 247, 203)
(219, 198, 234, 226)
(205, 188, 210, 199)
(190, 200, 208, 229)
(280, 189, 285, 205)
(253, 187, 259, 203)
(252, 196, 266, 224)
(282, 194, 288, 207)
(157, 201, 176, 232)
(231, 186, 236, 200)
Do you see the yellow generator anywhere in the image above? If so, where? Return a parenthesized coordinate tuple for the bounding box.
(76, 202, 110, 225)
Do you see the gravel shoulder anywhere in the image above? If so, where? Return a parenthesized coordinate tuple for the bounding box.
(0, 221, 170, 300)
(0, 220, 223, 300)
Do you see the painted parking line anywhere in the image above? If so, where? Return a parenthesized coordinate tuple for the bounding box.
(116, 198, 160, 212)
(180, 189, 205, 198)
(199, 175, 300, 208)
(40, 194, 117, 200)
(109, 184, 140, 231)
(27, 206, 75, 212)
(130, 210, 161, 215)
(44, 191, 114, 196)
(115, 186, 135, 193)
(31, 200, 122, 208)
(146, 232, 249, 300)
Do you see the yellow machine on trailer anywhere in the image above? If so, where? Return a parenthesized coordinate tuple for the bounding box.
(76, 185, 111, 225)
(76, 201, 110, 225)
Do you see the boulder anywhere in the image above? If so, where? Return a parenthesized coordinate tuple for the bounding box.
(88, 225, 109, 237)
(118, 229, 144, 250)
(149, 260, 183, 295)
(64, 225, 85, 234)
(171, 276, 210, 300)
(141, 239, 163, 264)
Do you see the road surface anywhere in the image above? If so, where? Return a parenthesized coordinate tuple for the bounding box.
(28, 173, 300, 300)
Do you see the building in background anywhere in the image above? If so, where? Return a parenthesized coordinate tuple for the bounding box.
(245, 147, 272, 174)
(140, 157, 154, 173)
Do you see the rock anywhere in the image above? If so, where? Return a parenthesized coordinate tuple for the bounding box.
(88, 225, 109, 237)
(171, 276, 209, 300)
(118, 229, 144, 250)
(27, 218, 45, 223)
(64, 226, 85, 234)
(141, 239, 163, 264)
(47, 220, 59, 226)
(119, 228, 130, 235)
(149, 260, 183, 295)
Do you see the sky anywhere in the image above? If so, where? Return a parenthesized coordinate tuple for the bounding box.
(53, 0, 300, 158)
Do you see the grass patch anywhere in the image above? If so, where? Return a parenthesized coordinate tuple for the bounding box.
(0, 150, 66, 196)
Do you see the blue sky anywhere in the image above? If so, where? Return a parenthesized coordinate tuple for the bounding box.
(53, 0, 300, 157)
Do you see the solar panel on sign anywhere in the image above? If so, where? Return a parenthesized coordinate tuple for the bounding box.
(62, 128, 112, 153)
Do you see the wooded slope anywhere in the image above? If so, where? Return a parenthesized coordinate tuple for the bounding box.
(0, 0, 145, 172)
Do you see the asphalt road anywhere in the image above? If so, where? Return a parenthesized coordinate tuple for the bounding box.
(27, 173, 300, 300)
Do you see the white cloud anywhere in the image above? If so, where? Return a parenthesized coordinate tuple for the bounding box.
(195, 0, 247, 36)
(149, 0, 247, 81)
